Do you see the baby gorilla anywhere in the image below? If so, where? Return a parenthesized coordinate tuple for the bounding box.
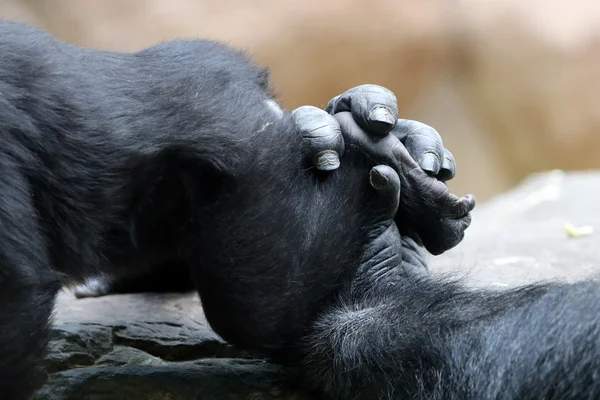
(0, 19, 473, 399)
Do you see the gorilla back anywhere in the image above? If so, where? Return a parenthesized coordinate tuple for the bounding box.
(0, 19, 278, 281)
(0, 19, 316, 399)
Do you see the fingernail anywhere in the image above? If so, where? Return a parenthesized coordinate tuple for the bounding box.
(369, 168, 389, 189)
(368, 106, 396, 128)
(315, 150, 340, 171)
(419, 153, 440, 175)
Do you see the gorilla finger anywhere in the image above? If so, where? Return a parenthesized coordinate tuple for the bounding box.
(292, 105, 345, 171)
(441, 193, 477, 219)
(437, 148, 456, 182)
(419, 213, 473, 256)
(369, 165, 401, 219)
(421, 178, 476, 219)
(405, 167, 475, 219)
(393, 119, 444, 176)
(326, 84, 398, 136)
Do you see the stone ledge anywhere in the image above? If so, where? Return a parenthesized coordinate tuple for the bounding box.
(36, 292, 309, 399)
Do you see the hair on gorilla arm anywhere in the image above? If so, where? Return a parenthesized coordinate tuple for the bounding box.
(299, 221, 600, 399)
(268, 115, 600, 399)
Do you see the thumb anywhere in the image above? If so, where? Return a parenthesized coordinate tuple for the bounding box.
(369, 165, 401, 221)
(292, 105, 345, 171)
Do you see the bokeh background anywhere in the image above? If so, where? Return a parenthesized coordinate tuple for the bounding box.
(3, 0, 600, 201)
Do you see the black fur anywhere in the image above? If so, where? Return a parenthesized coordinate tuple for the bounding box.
(0, 19, 294, 399)
(303, 275, 600, 399)
(2, 19, 600, 400)
(0, 19, 425, 398)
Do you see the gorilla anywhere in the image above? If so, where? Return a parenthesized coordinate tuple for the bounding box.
(2, 18, 599, 400)
(0, 19, 472, 400)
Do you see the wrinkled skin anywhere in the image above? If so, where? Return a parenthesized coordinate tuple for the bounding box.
(296, 85, 475, 255)
(289, 93, 600, 400)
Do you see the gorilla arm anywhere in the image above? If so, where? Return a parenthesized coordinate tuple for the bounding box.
(300, 111, 600, 400)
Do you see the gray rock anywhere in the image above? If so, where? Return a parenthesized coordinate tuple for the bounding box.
(33, 359, 309, 400)
(431, 170, 600, 286)
(35, 292, 309, 399)
(35, 170, 600, 399)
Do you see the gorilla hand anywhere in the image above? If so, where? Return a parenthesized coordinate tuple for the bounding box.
(292, 84, 457, 182)
(334, 111, 475, 255)
(292, 84, 399, 172)
(326, 84, 456, 182)
(350, 164, 428, 292)
(352, 165, 404, 290)
(291, 83, 474, 255)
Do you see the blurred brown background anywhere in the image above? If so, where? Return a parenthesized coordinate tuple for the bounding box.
(2, 0, 600, 201)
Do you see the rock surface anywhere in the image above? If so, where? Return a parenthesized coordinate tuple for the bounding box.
(431, 170, 600, 286)
(34, 292, 310, 399)
(34, 171, 600, 399)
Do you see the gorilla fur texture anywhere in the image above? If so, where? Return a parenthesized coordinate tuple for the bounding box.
(0, 18, 290, 398)
(1, 19, 443, 398)
(304, 273, 600, 399)
(0, 19, 597, 400)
